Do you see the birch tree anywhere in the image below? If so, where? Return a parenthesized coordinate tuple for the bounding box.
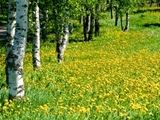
(6, 0, 16, 56)
(113, 0, 133, 31)
(53, 0, 70, 63)
(32, 1, 40, 68)
(39, 0, 49, 40)
(6, 0, 28, 100)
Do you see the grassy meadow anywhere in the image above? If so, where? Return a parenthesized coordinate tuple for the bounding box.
(0, 7, 160, 120)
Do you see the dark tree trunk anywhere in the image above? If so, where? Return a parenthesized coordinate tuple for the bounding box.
(95, 2, 100, 37)
(95, 17, 99, 37)
(41, 10, 48, 41)
(120, 12, 124, 31)
(88, 12, 94, 41)
(157, 0, 160, 7)
(124, 10, 129, 31)
(110, 0, 114, 19)
(150, 0, 153, 7)
(83, 15, 88, 41)
(115, 7, 119, 26)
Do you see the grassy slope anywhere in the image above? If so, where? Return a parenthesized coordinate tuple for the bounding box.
(0, 7, 160, 120)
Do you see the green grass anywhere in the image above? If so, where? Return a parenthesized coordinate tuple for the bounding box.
(0, 7, 160, 120)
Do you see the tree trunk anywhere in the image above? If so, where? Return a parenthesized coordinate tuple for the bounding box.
(6, 0, 16, 56)
(83, 7, 91, 41)
(95, 2, 100, 37)
(124, 10, 129, 31)
(115, 7, 118, 26)
(6, 0, 28, 100)
(95, 17, 99, 37)
(150, 0, 153, 7)
(110, 0, 114, 19)
(80, 15, 83, 24)
(88, 12, 94, 41)
(32, 2, 40, 69)
(53, 0, 70, 63)
(157, 0, 160, 7)
(83, 15, 88, 41)
(41, 10, 48, 40)
(56, 25, 69, 63)
(87, 14, 91, 32)
(120, 12, 124, 31)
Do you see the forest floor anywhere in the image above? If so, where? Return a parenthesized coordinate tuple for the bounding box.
(0, 25, 6, 41)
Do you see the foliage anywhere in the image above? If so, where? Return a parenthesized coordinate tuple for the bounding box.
(0, 7, 160, 120)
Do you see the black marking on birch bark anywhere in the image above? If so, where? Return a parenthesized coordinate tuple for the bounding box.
(17, 90, 24, 95)
(33, 44, 38, 48)
(7, 51, 18, 60)
(22, 4, 28, 8)
(13, 85, 24, 91)
(17, 68, 23, 75)
(20, 15, 25, 19)
(6, 33, 11, 37)
(9, 17, 16, 21)
(10, 7, 16, 11)
(6, 43, 13, 48)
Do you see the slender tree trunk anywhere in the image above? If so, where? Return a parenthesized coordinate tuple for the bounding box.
(6, 0, 16, 56)
(150, 0, 153, 7)
(83, 15, 88, 41)
(53, 0, 70, 63)
(83, 7, 91, 41)
(124, 10, 129, 31)
(115, 7, 118, 26)
(95, 2, 100, 37)
(69, 22, 73, 34)
(110, 0, 114, 19)
(6, 0, 16, 86)
(56, 25, 69, 63)
(32, 2, 40, 69)
(88, 12, 94, 41)
(95, 17, 99, 37)
(87, 14, 91, 32)
(80, 15, 83, 24)
(6, 0, 28, 100)
(120, 12, 124, 31)
(41, 10, 48, 40)
(157, 0, 160, 7)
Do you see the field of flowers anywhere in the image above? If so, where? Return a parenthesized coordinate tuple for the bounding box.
(0, 7, 160, 120)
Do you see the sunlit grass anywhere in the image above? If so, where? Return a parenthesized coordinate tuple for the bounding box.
(0, 7, 160, 120)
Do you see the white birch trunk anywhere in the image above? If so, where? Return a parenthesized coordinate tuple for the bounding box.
(56, 25, 69, 63)
(32, 2, 40, 68)
(54, 0, 70, 63)
(6, 0, 16, 56)
(6, 0, 28, 100)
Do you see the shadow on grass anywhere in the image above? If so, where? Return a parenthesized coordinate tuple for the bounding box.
(49, 37, 85, 43)
(143, 23, 160, 27)
(133, 8, 160, 14)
